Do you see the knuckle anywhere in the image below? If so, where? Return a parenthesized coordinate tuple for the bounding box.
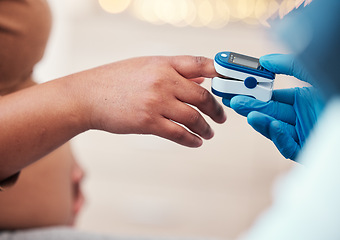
(194, 56, 208, 67)
(199, 88, 212, 103)
(188, 111, 201, 125)
(149, 74, 163, 88)
(138, 112, 154, 127)
(137, 99, 158, 126)
(171, 128, 187, 142)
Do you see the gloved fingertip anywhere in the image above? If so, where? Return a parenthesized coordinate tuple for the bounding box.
(229, 97, 239, 108)
(247, 111, 272, 139)
(259, 54, 280, 71)
(246, 111, 259, 126)
(229, 96, 252, 116)
(259, 54, 281, 62)
(229, 95, 252, 108)
(247, 111, 268, 123)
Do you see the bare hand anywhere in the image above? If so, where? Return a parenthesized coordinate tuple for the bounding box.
(77, 56, 226, 147)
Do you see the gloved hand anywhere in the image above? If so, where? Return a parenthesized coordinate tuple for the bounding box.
(222, 54, 324, 160)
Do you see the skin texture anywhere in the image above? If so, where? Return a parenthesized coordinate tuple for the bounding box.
(0, 55, 226, 182)
(0, 144, 85, 228)
(0, 0, 51, 94)
(0, 0, 226, 229)
(0, 0, 85, 228)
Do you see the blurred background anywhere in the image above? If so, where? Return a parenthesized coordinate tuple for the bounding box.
(36, 0, 308, 239)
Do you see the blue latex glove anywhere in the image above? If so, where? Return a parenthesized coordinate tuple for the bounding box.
(222, 54, 324, 160)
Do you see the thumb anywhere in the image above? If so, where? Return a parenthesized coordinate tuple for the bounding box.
(260, 54, 312, 84)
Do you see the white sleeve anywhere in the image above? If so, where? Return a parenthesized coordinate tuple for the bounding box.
(239, 98, 340, 240)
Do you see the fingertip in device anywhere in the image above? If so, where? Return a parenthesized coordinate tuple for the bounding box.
(212, 52, 275, 102)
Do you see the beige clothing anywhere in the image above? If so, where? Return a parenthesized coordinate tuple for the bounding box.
(0, 0, 51, 187)
(0, 0, 51, 94)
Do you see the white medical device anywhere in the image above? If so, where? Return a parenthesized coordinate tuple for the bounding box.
(212, 52, 275, 102)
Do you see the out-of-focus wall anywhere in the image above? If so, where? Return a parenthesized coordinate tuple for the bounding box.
(36, 1, 302, 239)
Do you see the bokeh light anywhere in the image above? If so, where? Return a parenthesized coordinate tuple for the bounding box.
(99, 0, 131, 14)
(98, 0, 312, 28)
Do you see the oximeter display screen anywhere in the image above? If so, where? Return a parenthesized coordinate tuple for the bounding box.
(229, 53, 259, 69)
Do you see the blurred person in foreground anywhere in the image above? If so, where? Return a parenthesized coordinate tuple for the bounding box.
(0, 1, 85, 228)
(0, 0, 226, 235)
(224, 0, 340, 239)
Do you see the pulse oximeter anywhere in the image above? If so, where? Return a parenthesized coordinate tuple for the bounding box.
(212, 52, 275, 102)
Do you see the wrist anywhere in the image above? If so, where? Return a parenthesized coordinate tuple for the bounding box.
(54, 74, 92, 134)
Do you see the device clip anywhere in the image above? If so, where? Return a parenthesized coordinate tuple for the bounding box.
(211, 52, 275, 102)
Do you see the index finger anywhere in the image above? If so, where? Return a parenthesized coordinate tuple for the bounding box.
(272, 88, 296, 105)
(230, 95, 296, 125)
(169, 56, 218, 79)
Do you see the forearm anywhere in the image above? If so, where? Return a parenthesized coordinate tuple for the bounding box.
(0, 55, 226, 182)
(0, 75, 88, 181)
